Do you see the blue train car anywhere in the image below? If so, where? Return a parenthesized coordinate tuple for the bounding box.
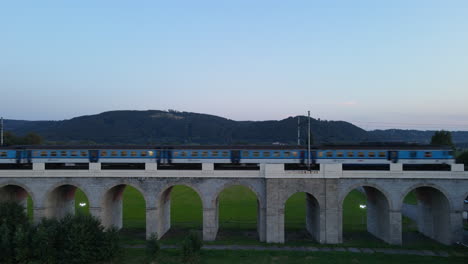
(0, 144, 455, 165)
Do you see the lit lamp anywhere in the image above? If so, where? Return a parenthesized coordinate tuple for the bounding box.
(359, 204, 366, 227)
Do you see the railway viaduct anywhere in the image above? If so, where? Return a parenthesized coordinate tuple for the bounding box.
(1, 162, 467, 245)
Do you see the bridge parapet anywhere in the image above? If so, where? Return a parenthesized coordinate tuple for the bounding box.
(0, 162, 466, 178)
(451, 164, 464, 172)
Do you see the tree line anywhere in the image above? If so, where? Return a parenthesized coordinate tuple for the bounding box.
(3, 132, 43, 146)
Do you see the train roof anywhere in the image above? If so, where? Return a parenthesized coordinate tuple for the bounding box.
(0, 144, 453, 150)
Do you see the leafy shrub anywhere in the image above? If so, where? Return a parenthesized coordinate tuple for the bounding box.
(181, 230, 203, 263)
(0, 201, 29, 263)
(146, 233, 160, 263)
(0, 202, 121, 264)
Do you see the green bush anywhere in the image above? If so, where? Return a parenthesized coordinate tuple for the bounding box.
(181, 230, 203, 263)
(0, 202, 121, 264)
(0, 201, 29, 263)
(145, 233, 160, 263)
(58, 214, 121, 263)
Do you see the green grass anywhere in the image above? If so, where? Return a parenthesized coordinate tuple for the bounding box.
(219, 185, 258, 229)
(119, 248, 467, 264)
(122, 186, 146, 228)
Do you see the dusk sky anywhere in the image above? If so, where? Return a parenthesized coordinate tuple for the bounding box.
(1, 1, 467, 130)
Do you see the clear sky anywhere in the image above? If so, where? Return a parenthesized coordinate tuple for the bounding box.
(1, 0, 467, 130)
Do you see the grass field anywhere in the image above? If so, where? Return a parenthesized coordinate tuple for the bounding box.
(120, 248, 466, 264)
(24, 185, 458, 248)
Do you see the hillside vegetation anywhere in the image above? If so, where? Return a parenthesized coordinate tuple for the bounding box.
(4, 110, 468, 145)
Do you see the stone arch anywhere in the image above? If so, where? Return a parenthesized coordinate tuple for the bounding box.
(211, 181, 264, 209)
(159, 183, 205, 209)
(43, 181, 92, 208)
(339, 182, 393, 210)
(100, 183, 147, 230)
(399, 183, 453, 211)
(156, 183, 204, 239)
(212, 182, 265, 242)
(0, 183, 35, 220)
(44, 182, 91, 220)
(283, 191, 321, 242)
(340, 182, 393, 244)
(0, 182, 36, 206)
(400, 183, 452, 245)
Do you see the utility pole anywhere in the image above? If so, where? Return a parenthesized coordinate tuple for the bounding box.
(297, 116, 300, 145)
(307, 111, 311, 170)
(0, 117, 3, 146)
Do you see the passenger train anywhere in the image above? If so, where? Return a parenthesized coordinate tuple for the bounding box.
(0, 144, 455, 165)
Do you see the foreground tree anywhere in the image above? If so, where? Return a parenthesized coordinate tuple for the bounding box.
(457, 151, 468, 165)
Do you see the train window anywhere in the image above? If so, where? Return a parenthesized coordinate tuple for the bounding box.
(336, 152, 344, 157)
(357, 152, 365, 157)
(347, 152, 354, 157)
(50, 151, 57, 157)
(60, 151, 67, 156)
(173, 151, 178, 157)
(253, 152, 260, 157)
(70, 151, 78, 157)
(410, 151, 417, 158)
(379, 152, 386, 157)
(326, 152, 333, 157)
(368, 152, 375, 157)
(0, 152, 6, 157)
(33, 151, 39, 157)
(284, 152, 290, 157)
(424, 152, 432, 158)
(81, 151, 87, 157)
(148, 151, 154, 156)
(448, 151, 454, 156)
(273, 151, 280, 157)
(264, 152, 271, 157)
(242, 151, 249, 157)
(201, 151, 208, 157)
(211, 151, 218, 157)
(101, 151, 108, 157)
(111, 151, 118, 157)
(121, 151, 128, 157)
(180, 151, 187, 157)
(222, 151, 229, 157)
(40, 151, 48, 157)
(292, 151, 298, 157)
(141, 151, 147, 157)
(130, 151, 137, 157)
(191, 151, 198, 157)
(318, 152, 323, 157)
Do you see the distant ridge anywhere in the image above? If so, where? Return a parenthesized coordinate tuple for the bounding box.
(4, 110, 468, 146)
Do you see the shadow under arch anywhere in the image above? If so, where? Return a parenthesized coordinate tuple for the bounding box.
(284, 191, 321, 242)
(157, 184, 203, 240)
(214, 184, 264, 242)
(341, 184, 392, 244)
(44, 184, 90, 219)
(401, 184, 452, 245)
(101, 183, 146, 232)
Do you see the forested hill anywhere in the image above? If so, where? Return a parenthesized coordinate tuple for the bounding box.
(3, 110, 468, 146)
